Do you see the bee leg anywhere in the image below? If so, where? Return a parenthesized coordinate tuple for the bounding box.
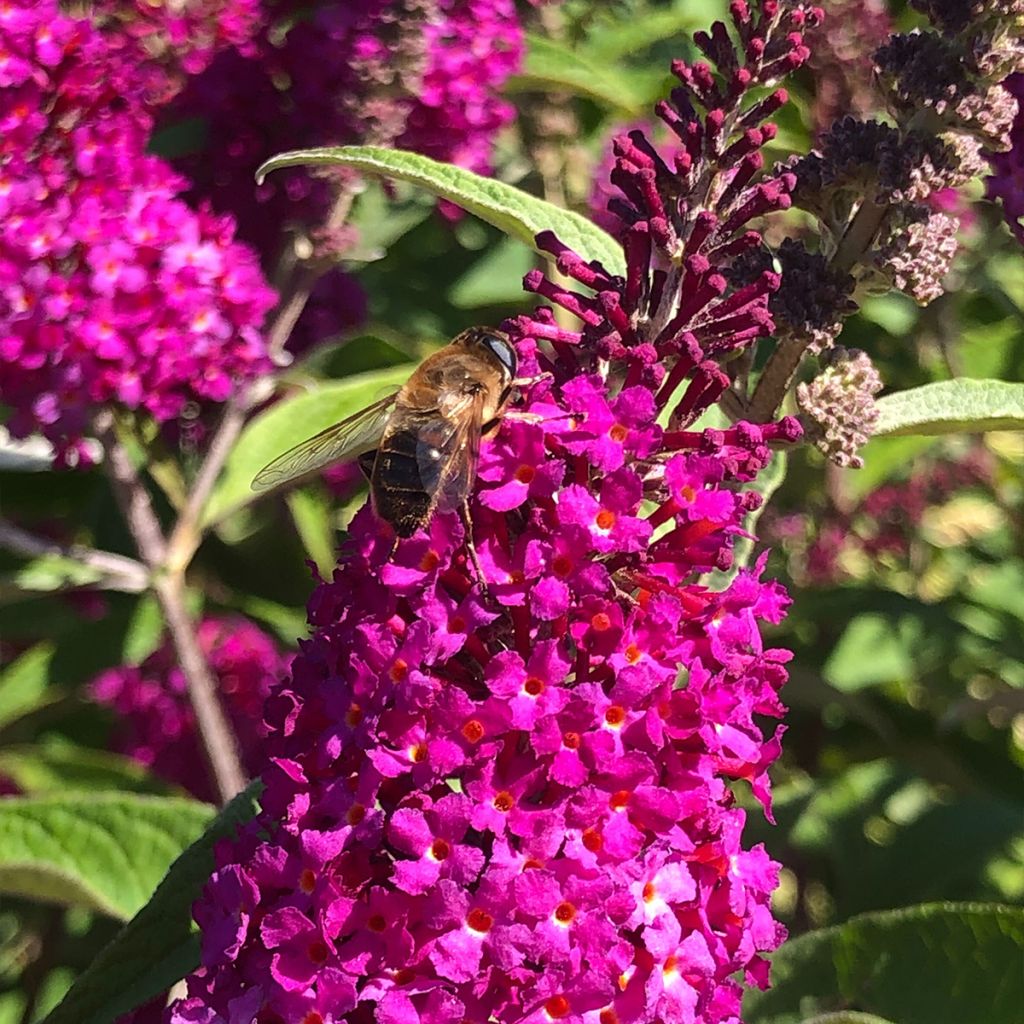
(502, 410, 546, 425)
(459, 500, 489, 594)
(503, 409, 573, 426)
(512, 372, 553, 389)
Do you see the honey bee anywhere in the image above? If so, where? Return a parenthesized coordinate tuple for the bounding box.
(252, 327, 519, 542)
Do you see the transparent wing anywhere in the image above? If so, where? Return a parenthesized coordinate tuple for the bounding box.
(251, 391, 397, 493)
(425, 391, 486, 513)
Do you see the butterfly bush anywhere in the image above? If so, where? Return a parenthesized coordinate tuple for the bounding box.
(169, 0, 523, 261)
(91, 617, 291, 803)
(0, 0, 275, 463)
(168, 6, 823, 1023)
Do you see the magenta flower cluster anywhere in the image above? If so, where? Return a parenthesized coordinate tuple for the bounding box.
(402, 0, 522, 173)
(988, 73, 1024, 245)
(91, 617, 290, 802)
(169, 0, 523, 261)
(169, 6, 820, 1023)
(0, 0, 275, 462)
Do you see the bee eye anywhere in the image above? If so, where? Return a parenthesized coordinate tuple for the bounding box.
(479, 332, 517, 379)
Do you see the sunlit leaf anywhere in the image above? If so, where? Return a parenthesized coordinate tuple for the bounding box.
(875, 380, 1024, 437)
(41, 783, 261, 1024)
(256, 146, 626, 275)
(0, 742, 174, 796)
(745, 902, 1024, 1024)
(506, 33, 654, 116)
(0, 794, 214, 920)
(0, 644, 58, 732)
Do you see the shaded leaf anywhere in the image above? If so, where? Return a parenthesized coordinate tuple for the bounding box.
(745, 902, 1024, 1024)
(346, 180, 434, 263)
(0, 643, 59, 732)
(449, 236, 536, 309)
(230, 594, 307, 646)
(0, 742, 174, 796)
(256, 146, 626, 275)
(286, 487, 337, 577)
(823, 613, 920, 691)
(41, 783, 261, 1024)
(0, 794, 214, 920)
(203, 365, 412, 526)
(583, 1, 724, 61)
(875, 380, 1024, 437)
(121, 595, 164, 664)
(506, 33, 653, 116)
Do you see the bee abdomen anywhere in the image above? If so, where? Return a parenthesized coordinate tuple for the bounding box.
(372, 429, 435, 537)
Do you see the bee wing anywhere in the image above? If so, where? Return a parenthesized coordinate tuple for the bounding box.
(415, 390, 486, 513)
(251, 391, 398, 493)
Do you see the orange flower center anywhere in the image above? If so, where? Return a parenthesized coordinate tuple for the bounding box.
(604, 705, 626, 726)
(493, 790, 515, 813)
(545, 996, 571, 1019)
(554, 901, 576, 924)
(467, 908, 493, 933)
(610, 790, 630, 811)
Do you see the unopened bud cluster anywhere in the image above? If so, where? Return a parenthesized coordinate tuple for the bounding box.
(747, 1, 1022, 466)
(796, 348, 883, 468)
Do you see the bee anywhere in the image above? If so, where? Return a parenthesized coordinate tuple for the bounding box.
(252, 327, 519, 551)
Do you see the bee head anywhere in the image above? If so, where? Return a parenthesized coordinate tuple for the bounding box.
(462, 327, 518, 383)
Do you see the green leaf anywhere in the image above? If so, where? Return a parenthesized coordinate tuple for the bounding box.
(230, 594, 307, 646)
(345, 180, 434, 263)
(800, 1015, 896, 1024)
(823, 613, 920, 691)
(874, 380, 1024, 437)
(582, 1, 725, 61)
(0, 742, 174, 796)
(41, 782, 261, 1024)
(847, 434, 939, 501)
(0, 794, 215, 920)
(0, 643, 58, 732)
(506, 33, 654, 117)
(286, 487, 337, 577)
(256, 146, 626, 276)
(121, 594, 164, 664)
(202, 365, 412, 527)
(449, 236, 537, 309)
(744, 902, 1024, 1024)
(7, 554, 105, 593)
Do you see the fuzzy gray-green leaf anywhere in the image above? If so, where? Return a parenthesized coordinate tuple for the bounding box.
(256, 146, 625, 275)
